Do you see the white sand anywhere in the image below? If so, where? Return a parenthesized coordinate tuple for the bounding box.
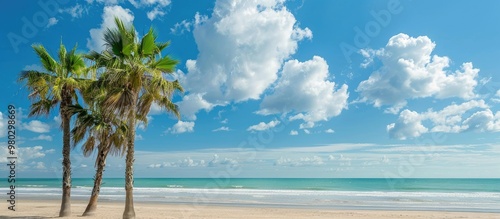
(1, 200, 499, 219)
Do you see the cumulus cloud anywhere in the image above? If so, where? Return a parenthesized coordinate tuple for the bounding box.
(85, 0, 169, 20)
(129, 0, 170, 7)
(170, 19, 192, 34)
(86, 0, 121, 4)
(60, 4, 87, 18)
(176, 93, 214, 120)
(0, 146, 50, 163)
(46, 17, 58, 28)
(325, 129, 335, 133)
(32, 134, 53, 141)
(53, 115, 61, 126)
(34, 162, 46, 170)
(158, 157, 207, 168)
(208, 154, 239, 168)
(166, 121, 195, 134)
(170, 13, 208, 35)
(212, 126, 229, 132)
(357, 33, 480, 113)
(146, 7, 165, 20)
(176, 0, 312, 118)
(258, 56, 349, 127)
(129, 0, 171, 20)
(290, 130, 298, 135)
(87, 5, 134, 52)
(147, 103, 164, 115)
(387, 109, 428, 140)
(274, 156, 324, 166)
(247, 120, 280, 132)
(135, 134, 143, 140)
(387, 100, 500, 139)
(22, 120, 50, 133)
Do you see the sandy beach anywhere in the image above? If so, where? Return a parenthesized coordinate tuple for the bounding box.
(1, 200, 499, 219)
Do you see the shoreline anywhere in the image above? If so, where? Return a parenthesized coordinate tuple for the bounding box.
(1, 199, 500, 219)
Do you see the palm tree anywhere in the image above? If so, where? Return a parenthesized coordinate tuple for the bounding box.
(19, 42, 88, 217)
(88, 18, 183, 219)
(70, 101, 127, 216)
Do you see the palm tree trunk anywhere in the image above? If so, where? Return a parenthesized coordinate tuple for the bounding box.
(123, 100, 137, 219)
(82, 145, 109, 216)
(59, 93, 72, 217)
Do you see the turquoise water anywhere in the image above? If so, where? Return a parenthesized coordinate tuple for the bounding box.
(9, 178, 500, 192)
(3, 178, 500, 212)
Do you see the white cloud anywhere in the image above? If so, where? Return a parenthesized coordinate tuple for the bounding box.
(0, 146, 49, 163)
(170, 19, 192, 34)
(32, 134, 53, 141)
(60, 4, 87, 18)
(87, 6, 134, 52)
(146, 7, 165, 20)
(177, 0, 312, 118)
(290, 130, 298, 135)
(299, 121, 315, 129)
(46, 17, 58, 28)
(303, 129, 310, 134)
(22, 120, 50, 133)
(177, 93, 214, 120)
(387, 109, 428, 140)
(170, 13, 208, 35)
(258, 56, 349, 126)
(325, 129, 335, 133)
(53, 115, 61, 126)
(274, 156, 324, 166)
(137, 116, 153, 130)
(387, 100, 500, 140)
(357, 33, 480, 112)
(129, 0, 170, 7)
(148, 163, 162, 168)
(129, 0, 171, 20)
(247, 120, 280, 132)
(212, 126, 229, 132)
(34, 162, 46, 170)
(147, 103, 163, 115)
(135, 134, 143, 140)
(207, 154, 238, 168)
(167, 121, 195, 134)
(161, 157, 206, 168)
(87, 0, 121, 4)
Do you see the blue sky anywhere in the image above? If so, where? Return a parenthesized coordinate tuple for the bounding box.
(1, 0, 500, 178)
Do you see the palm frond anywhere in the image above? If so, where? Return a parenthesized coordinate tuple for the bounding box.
(32, 44, 58, 73)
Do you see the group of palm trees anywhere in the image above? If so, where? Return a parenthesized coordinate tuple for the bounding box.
(19, 18, 183, 219)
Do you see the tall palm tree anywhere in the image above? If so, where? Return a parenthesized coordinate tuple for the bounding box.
(89, 18, 183, 219)
(70, 101, 127, 216)
(19, 42, 88, 217)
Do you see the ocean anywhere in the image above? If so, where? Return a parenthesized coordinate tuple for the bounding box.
(4, 178, 500, 212)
